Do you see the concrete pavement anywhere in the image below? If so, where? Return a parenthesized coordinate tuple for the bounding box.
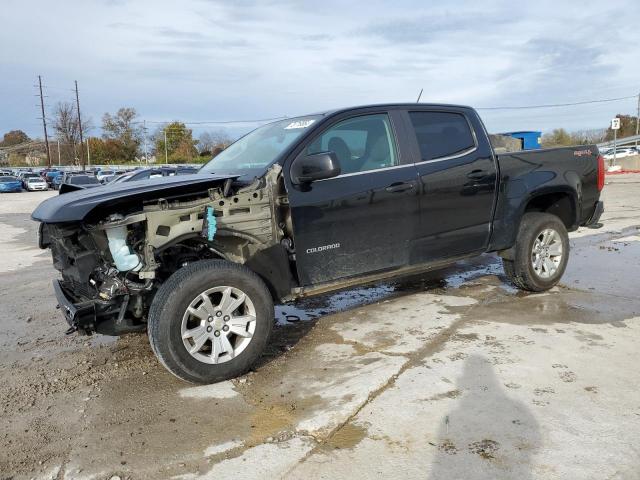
(0, 175, 639, 479)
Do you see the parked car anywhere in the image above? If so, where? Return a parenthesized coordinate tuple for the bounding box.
(33, 103, 604, 384)
(107, 166, 198, 185)
(51, 172, 95, 190)
(59, 173, 101, 191)
(603, 147, 638, 160)
(95, 169, 116, 183)
(40, 168, 60, 179)
(51, 173, 64, 190)
(45, 171, 63, 188)
(0, 176, 23, 193)
(25, 177, 49, 191)
(20, 172, 41, 188)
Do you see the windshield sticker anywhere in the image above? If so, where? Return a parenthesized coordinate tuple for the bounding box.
(284, 119, 316, 130)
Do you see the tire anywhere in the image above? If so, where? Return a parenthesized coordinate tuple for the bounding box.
(502, 212, 570, 292)
(148, 260, 274, 384)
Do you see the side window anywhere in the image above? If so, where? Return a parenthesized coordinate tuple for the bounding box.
(408, 111, 476, 161)
(306, 114, 398, 175)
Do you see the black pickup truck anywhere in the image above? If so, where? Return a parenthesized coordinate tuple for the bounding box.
(32, 104, 604, 383)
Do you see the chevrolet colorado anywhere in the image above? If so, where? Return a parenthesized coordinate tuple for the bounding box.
(32, 104, 605, 383)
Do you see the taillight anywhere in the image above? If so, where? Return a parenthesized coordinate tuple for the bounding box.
(597, 154, 605, 191)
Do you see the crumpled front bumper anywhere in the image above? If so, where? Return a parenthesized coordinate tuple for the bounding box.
(52, 279, 146, 336)
(53, 279, 96, 334)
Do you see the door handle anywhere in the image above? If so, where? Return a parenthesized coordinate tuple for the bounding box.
(385, 182, 415, 193)
(467, 169, 488, 180)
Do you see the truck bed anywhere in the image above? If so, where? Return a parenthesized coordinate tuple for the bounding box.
(489, 145, 602, 251)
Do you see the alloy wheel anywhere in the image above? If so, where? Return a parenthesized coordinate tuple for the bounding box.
(181, 286, 256, 364)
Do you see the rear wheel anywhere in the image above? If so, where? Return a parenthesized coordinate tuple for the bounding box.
(502, 212, 569, 292)
(148, 260, 274, 383)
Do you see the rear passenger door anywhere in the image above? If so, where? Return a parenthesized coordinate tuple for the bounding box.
(404, 109, 497, 263)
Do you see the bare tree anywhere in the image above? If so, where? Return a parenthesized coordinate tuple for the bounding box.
(51, 101, 92, 165)
(573, 128, 606, 145)
(198, 130, 233, 155)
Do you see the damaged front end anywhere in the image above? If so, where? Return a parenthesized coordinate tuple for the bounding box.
(36, 166, 296, 336)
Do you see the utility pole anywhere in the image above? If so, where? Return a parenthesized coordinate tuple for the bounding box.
(57, 140, 61, 166)
(636, 93, 640, 150)
(164, 129, 168, 164)
(74, 80, 85, 169)
(37, 75, 52, 167)
(143, 120, 149, 164)
(86, 138, 91, 166)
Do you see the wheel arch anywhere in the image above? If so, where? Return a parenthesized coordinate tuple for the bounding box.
(160, 233, 296, 302)
(497, 187, 578, 260)
(521, 188, 579, 231)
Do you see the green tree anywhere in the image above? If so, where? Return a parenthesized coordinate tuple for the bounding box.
(604, 114, 639, 141)
(0, 130, 30, 147)
(541, 128, 574, 148)
(89, 137, 140, 164)
(101, 107, 142, 161)
(155, 122, 198, 163)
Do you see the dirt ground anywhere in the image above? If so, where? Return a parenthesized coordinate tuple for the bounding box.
(1, 175, 639, 480)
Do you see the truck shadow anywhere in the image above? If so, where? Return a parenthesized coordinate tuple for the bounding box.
(428, 354, 541, 479)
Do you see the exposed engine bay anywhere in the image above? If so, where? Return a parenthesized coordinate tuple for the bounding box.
(38, 166, 297, 335)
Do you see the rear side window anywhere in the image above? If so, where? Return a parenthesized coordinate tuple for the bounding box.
(409, 111, 476, 161)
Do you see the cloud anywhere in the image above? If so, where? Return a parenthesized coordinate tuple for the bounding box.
(356, 11, 505, 44)
(1, 0, 639, 138)
(156, 27, 208, 40)
(300, 34, 332, 42)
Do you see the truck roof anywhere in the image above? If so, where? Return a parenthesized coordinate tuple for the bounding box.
(311, 103, 474, 117)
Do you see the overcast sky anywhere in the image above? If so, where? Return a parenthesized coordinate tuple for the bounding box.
(2, 0, 639, 139)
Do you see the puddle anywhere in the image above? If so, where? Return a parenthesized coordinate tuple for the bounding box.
(275, 256, 507, 327)
(321, 422, 368, 451)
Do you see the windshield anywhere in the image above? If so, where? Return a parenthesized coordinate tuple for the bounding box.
(0, 176, 18, 182)
(200, 116, 321, 177)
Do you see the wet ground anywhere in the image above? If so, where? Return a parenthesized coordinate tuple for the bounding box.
(1, 175, 639, 479)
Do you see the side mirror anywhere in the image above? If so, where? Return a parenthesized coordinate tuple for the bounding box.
(290, 151, 341, 184)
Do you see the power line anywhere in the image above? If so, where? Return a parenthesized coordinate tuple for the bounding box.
(477, 95, 638, 110)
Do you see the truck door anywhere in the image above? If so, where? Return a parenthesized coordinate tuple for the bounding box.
(403, 109, 498, 263)
(285, 111, 420, 286)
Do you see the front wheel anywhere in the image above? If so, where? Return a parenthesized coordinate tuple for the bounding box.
(148, 260, 274, 384)
(502, 212, 570, 292)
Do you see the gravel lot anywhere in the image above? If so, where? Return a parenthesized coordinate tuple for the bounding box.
(1, 175, 639, 480)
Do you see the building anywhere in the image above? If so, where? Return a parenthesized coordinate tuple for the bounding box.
(501, 131, 542, 150)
